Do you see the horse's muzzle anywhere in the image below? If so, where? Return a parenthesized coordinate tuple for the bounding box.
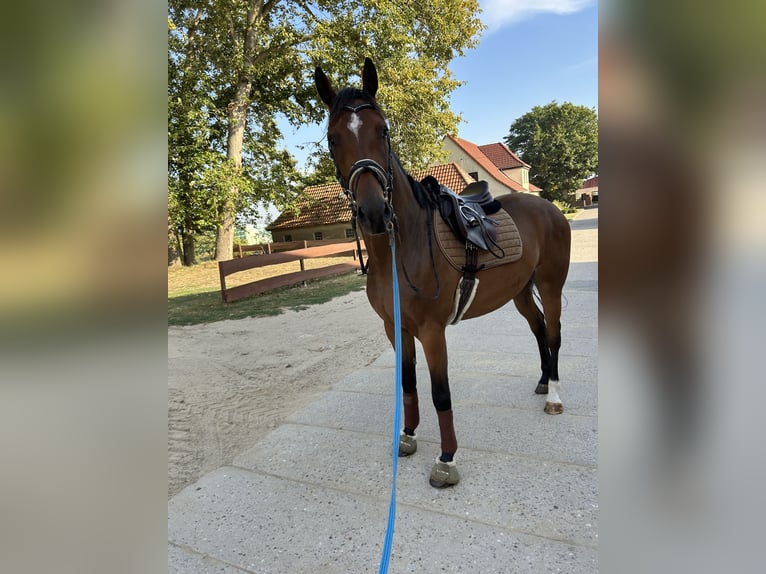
(357, 200, 393, 236)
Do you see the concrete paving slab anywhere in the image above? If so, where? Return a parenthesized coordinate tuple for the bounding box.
(287, 390, 597, 467)
(234, 424, 598, 546)
(371, 350, 598, 385)
(169, 467, 598, 574)
(446, 333, 598, 358)
(450, 352, 598, 385)
(333, 369, 597, 417)
(169, 543, 249, 574)
(566, 261, 598, 283)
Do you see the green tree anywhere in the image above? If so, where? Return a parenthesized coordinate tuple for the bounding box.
(168, 13, 228, 265)
(504, 102, 598, 204)
(301, 149, 338, 187)
(168, 0, 484, 262)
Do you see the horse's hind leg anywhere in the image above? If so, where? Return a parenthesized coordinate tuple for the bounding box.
(513, 279, 552, 395)
(536, 274, 565, 415)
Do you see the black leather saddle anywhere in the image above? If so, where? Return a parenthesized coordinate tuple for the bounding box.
(437, 180, 503, 255)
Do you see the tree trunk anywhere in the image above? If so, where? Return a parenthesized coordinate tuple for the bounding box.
(215, 203, 235, 261)
(215, 1, 262, 262)
(168, 229, 181, 267)
(215, 87, 248, 261)
(181, 228, 196, 266)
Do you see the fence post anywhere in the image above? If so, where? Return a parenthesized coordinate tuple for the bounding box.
(218, 262, 229, 303)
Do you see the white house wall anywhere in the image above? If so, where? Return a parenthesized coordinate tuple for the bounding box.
(272, 223, 353, 243)
(443, 138, 517, 197)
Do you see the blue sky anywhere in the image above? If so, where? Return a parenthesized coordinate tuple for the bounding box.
(449, 0, 597, 146)
(282, 0, 597, 170)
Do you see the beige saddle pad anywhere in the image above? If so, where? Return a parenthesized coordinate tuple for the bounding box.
(433, 207, 523, 271)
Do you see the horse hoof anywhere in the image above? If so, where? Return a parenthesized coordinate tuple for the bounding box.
(398, 433, 417, 457)
(535, 382, 549, 395)
(544, 401, 564, 415)
(429, 458, 460, 488)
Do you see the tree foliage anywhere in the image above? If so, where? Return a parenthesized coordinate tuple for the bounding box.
(168, 0, 484, 263)
(504, 102, 598, 204)
(168, 14, 220, 265)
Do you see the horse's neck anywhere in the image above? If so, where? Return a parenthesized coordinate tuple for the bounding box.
(364, 156, 431, 269)
(362, 158, 431, 268)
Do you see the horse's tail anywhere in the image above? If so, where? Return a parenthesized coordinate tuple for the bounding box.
(531, 274, 568, 311)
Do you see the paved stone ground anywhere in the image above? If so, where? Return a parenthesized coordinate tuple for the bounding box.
(168, 208, 598, 573)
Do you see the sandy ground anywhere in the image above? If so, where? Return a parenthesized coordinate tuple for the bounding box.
(168, 290, 389, 497)
(168, 207, 598, 498)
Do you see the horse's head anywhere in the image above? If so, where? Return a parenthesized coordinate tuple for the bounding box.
(314, 58, 394, 235)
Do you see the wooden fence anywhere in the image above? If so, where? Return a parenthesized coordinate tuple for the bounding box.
(233, 237, 359, 258)
(218, 239, 365, 303)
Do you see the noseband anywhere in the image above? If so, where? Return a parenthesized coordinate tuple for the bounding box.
(331, 103, 395, 233)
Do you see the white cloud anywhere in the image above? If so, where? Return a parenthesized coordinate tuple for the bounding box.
(479, 0, 594, 33)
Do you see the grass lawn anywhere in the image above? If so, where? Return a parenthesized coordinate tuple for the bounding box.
(168, 257, 366, 326)
(564, 210, 580, 220)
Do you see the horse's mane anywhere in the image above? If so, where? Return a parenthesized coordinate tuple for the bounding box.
(388, 154, 440, 211)
(408, 173, 441, 211)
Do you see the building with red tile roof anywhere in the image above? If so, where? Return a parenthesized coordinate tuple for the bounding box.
(574, 174, 599, 206)
(477, 142, 529, 170)
(410, 162, 475, 194)
(443, 135, 542, 196)
(478, 142, 546, 193)
(266, 181, 351, 241)
(582, 175, 598, 189)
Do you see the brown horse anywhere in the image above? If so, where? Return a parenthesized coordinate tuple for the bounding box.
(314, 58, 571, 487)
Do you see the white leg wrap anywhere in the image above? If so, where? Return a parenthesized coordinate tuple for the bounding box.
(547, 380, 562, 404)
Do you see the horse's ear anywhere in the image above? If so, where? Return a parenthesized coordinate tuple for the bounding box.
(314, 66, 336, 108)
(362, 57, 378, 99)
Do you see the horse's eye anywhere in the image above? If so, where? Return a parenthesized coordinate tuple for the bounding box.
(328, 135, 337, 147)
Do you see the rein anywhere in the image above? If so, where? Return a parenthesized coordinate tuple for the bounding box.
(397, 206, 441, 300)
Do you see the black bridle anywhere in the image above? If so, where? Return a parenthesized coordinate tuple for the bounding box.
(332, 103, 395, 213)
(329, 102, 440, 299)
(330, 102, 396, 273)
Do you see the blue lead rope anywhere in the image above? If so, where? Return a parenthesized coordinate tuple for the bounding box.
(378, 226, 403, 574)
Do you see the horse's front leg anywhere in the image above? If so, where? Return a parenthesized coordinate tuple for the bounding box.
(384, 323, 419, 456)
(420, 328, 460, 488)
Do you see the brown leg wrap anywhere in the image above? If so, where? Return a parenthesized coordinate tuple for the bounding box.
(403, 391, 420, 432)
(436, 409, 458, 455)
